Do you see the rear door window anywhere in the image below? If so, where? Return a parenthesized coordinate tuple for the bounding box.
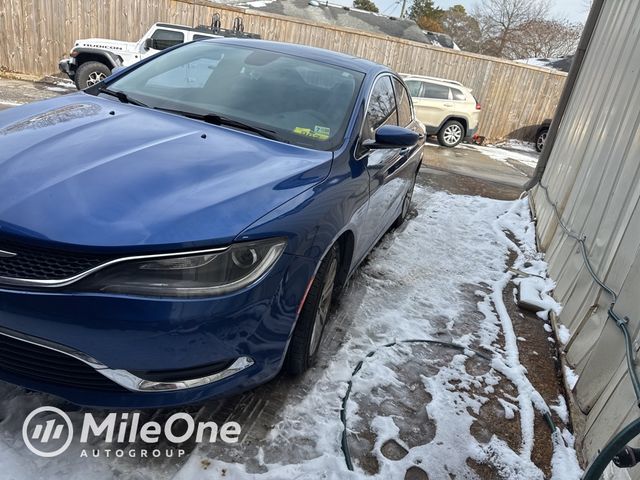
(422, 82, 451, 100)
(150, 29, 185, 50)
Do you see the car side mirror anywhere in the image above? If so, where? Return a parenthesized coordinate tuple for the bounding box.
(144, 38, 154, 50)
(363, 125, 420, 150)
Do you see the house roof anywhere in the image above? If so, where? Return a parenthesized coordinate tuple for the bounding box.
(220, 0, 432, 45)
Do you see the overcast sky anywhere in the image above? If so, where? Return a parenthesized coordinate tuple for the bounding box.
(339, 0, 591, 23)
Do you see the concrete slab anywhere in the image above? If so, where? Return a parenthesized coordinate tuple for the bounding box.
(421, 139, 538, 190)
(0, 77, 74, 111)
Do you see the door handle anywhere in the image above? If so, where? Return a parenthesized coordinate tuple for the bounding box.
(444, 103, 454, 107)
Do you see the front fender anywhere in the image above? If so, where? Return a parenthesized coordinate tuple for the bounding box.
(73, 48, 122, 68)
(236, 149, 369, 275)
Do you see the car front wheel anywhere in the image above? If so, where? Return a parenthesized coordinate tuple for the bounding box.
(75, 61, 111, 90)
(437, 120, 465, 148)
(393, 168, 418, 228)
(285, 244, 340, 375)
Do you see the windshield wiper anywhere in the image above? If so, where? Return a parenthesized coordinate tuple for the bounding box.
(155, 107, 284, 142)
(98, 87, 148, 108)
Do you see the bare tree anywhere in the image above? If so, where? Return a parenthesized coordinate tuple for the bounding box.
(473, 0, 550, 58)
(509, 19, 582, 58)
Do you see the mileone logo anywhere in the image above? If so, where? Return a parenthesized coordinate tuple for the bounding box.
(23, 406, 241, 458)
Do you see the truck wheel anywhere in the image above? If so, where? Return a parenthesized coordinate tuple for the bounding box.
(75, 61, 111, 90)
(437, 120, 465, 147)
(285, 243, 340, 375)
(535, 128, 548, 152)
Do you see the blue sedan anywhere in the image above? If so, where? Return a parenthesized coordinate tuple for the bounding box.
(0, 39, 425, 407)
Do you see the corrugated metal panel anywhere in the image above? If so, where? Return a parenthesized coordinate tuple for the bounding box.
(532, 0, 640, 471)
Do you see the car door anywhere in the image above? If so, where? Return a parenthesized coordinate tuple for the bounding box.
(407, 80, 452, 131)
(358, 75, 412, 248)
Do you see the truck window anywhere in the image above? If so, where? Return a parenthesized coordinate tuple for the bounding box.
(150, 29, 185, 50)
(193, 34, 216, 41)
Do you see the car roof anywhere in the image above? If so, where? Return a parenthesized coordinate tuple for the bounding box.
(400, 74, 471, 92)
(197, 38, 389, 74)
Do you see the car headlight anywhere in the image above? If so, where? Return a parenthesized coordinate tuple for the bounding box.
(77, 238, 286, 298)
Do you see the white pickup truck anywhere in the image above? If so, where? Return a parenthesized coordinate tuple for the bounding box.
(59, 15, 259, 89)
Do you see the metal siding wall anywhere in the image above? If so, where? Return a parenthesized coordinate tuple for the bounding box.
(0, 0, 566, 141)
(532, 0, 640, 471)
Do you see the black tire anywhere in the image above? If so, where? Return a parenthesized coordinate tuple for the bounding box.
(437, 119, 465, 148)
(75, 61, 111, 90)
(393, 167, 418, 228)
(535, 128, 548, 152)
(285, 243, 340, 375)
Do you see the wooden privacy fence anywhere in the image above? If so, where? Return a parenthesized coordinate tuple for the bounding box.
(0, 0, 567, 141)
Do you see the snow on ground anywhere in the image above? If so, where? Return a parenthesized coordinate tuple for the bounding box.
(467, 143, 540, 169)
(0, 186, 580, 479)
(174, 187, 580, 479)
(499, 139, 538, 154)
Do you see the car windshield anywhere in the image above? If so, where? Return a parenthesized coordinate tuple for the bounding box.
(102, 41, 365, 150)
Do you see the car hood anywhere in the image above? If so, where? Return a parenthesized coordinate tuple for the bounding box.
(0, 94, 332, 250)
(74, 38, 137, 52)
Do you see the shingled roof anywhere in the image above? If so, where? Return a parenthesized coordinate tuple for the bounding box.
(221, 0, 432, 45)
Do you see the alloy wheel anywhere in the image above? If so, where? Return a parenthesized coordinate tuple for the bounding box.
(443, 124, 462, 146)
(401, 175, 416, 219)
(87, 71, 107, 87)
(309, 255, 338, 356)
(537, 131, 547, 151)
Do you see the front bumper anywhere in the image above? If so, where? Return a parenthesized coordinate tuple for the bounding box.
(58, 58, 75, 78)
(0, 253, 316, 408)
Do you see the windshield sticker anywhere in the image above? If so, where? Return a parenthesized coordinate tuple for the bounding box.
(293, 126, 331, 141)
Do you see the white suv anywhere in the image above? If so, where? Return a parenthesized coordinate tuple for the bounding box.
(59, 15, 259, 90)
(401, 75, 480, 147)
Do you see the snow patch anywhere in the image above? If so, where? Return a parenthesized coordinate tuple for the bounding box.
(468, 143, 539, 169)
(550, 429, 582, 480)
(557, 324, 572, 345)
(564, 365, 580, 390)
(551, 395, 569, 424)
